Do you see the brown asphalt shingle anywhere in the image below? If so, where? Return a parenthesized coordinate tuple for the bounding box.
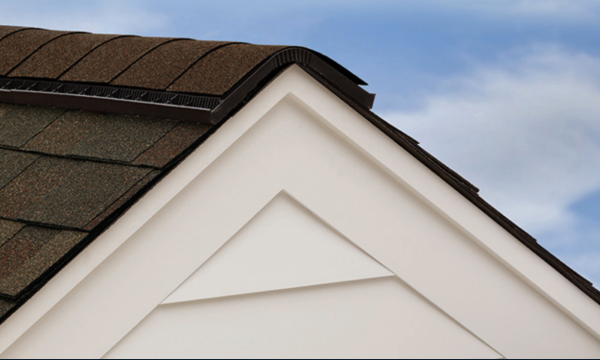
(0, 26, 288, 97)
(111, 39, 230, 90)
(60, 36, 175, 83)
(0, 103, 64, 148)
(9, 33, 119, 79)
(0, 149, 38, 190)
(133, 121, 210, 167)
(0, 220, 25, 248)
(0, 226, 59, 284)
(0, 229, 87, 297)
(0, 26, 29, 41)
(83, 170, 160, 231)
(0, 156, 151, 228)
(168, 43, 285, 95)
(0, 29, 72, 75)
(24, 110, 178, 163)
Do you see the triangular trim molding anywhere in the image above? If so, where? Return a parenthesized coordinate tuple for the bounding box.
(162, 192, 393, 304)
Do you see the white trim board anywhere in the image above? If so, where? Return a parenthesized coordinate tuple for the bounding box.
(107, 278, 501, 359)
(1, 65, 600, 358)
(162, 192, 393, 304)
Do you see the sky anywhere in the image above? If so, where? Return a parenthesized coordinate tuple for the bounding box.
(1, 0, 599, 284)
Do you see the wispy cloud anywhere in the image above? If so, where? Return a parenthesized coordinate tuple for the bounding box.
(384, 46, 600, 283)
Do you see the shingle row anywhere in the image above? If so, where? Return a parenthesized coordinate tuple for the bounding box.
(0, 26, 285, 96)
(0, 102, 211, 301)
(0, 103, 210, 167)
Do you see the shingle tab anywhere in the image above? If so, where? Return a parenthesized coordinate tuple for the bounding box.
(0, 149, 38, 190)
(111, 39, 230, 90)
(133, 121, 210, 167)
(9, 33, 119, 79)
(0, 29, 72, 75)
(0, 26, 29, 41)
(0, 103, 64, 147)
(83, 170, 160, 231)
(23, 110, 178, 162)
(0, 226, 59, 282)
(0, 157, 151, 228)
(0, 229, 87, 297)
(60, 36, 174, 83)
(0, 219, 25, 248)
(168, 43, 285, 95)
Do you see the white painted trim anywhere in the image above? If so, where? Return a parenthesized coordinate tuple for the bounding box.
(107, 277, 502, 359)
(1, 66, 599, 358)
(162, 192, 393, 304)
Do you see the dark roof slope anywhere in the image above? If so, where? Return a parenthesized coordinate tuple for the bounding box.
(0, 102, 209, 321)
(0, 25, 598, 325)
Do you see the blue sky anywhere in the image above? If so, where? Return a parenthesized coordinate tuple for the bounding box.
(2, 0, 600, 284)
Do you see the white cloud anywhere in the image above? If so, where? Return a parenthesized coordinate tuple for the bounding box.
(384, 46, 600, 237)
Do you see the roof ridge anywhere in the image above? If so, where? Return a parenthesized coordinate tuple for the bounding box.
(107, 37, 187, 84)
(0, 27, 33, 43)
(55, 35, 132, 80)
(163, 41, 245, 90)
(5, 31, 82, 76)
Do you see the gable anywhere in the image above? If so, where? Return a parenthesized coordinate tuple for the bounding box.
(2, 66, 599, 358)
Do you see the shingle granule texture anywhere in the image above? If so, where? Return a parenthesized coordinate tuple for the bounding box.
(0, 226, 59, 283)
(0, 220, 25, 248)
(60, 36, 175, 83)
(0, 27, 291, 97)
(24, 110, 178, 162)
(0, 29, 72, 75)
(83, 170, 160, 231)
(111, 39, 230, 90)
(0, 156, 151, 228)
(133, 121, 210, 167)
(9, 33, 119, 79)
(0, 103, 65, 147)
(0, 149, 38, 190)
(168, 43, 285, 95)
(0, 230, 86, 297)
(0, 26, 29, 42)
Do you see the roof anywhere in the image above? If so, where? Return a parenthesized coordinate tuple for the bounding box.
(0, 25, 599, 325)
